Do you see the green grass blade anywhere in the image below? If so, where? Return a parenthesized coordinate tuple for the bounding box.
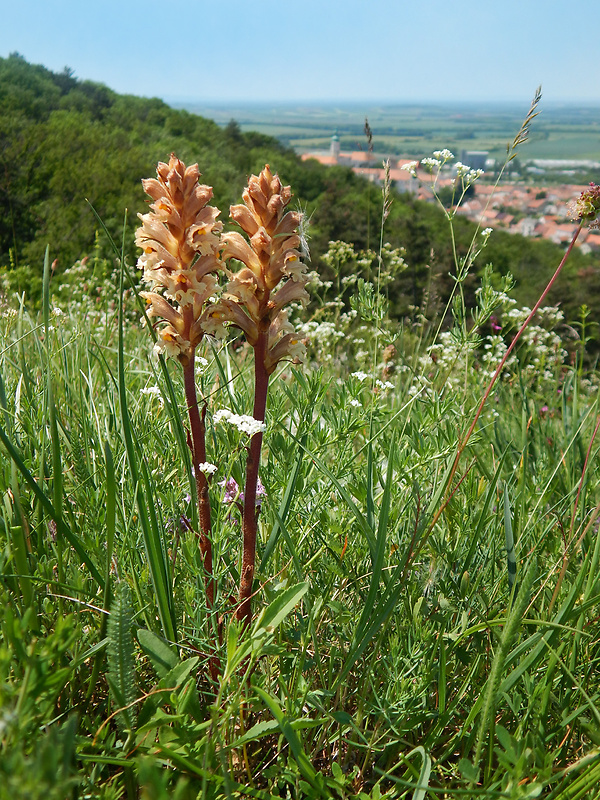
(0, 423, 104, 588)
(116, 234, 177, 645)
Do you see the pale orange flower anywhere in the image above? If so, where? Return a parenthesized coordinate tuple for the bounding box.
(136, 154, 223, 363)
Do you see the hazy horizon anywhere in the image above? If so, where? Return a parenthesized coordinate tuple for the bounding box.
(2, 0, 599, 107)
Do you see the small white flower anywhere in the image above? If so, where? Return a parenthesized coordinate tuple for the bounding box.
(141, 386, 161, 397)
(198, 462, 217, 475)
(421, 157, 441, 171)
(214, 409, 266, 436)
(433, 149, 454, 161)
(481, 227, 493, 237)
(400, 160, 419, 177)
(351, 371, 369, 381)
(350, 398, 361, 407)
(376, 380, 394, 390)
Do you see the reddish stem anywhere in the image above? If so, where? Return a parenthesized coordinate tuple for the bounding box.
(182, 350, 214, 608)
(237, 330, 269, 627)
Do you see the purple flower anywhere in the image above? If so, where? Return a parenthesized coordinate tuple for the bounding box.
(219, 477, 241, 504)
(219, 477, 267, 507)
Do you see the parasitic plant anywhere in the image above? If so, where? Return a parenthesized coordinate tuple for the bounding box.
(137, 158, 309, 638)
(204, 165, 308, 626)
(136, 154, 223, 609)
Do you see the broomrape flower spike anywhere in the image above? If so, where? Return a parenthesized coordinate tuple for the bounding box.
(204, 164, 308, 373)
(136, 153, 224, 365)
(136, 154, 224, 655)
(205, 165, 310, 626)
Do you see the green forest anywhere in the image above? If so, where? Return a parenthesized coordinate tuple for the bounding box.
(1, 52, 599, 328)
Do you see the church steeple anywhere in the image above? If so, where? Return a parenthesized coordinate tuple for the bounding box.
(330, 131, 340, 162)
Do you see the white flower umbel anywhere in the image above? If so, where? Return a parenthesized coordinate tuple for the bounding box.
(433, 149, 454, 161)
(198, 462, 218, 475)
(214, 409, 267, 436)
(400, 161, 419, 177)
(351, 371, 369, 381)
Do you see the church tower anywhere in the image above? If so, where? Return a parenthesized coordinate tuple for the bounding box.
(330, 132, 340, 162)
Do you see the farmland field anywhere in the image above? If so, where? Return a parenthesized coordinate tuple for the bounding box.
(177, 100, 600, 161)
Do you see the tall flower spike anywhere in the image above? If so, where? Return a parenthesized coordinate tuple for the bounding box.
(203, 166, 310, 628)
(136, 153, 224, 365)
(203, 164, 308, 373)
(136, 156, 222, 677)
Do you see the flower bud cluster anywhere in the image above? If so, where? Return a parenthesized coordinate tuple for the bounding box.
(136, 154, 224, 364)
(567, 183, 600, 227)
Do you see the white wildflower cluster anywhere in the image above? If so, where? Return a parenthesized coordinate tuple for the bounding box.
(349, 398, 362, 408)
(299, 320, 345, 343)
(351, 371, 369, 381)
(213, 409, 267, 436)
(141, 385, 162, 398)
(376, 379, 394, 390)
(505, 306, 564, 329)
(421, 157, 441, 171)
(306, 270, 333, 291)
(421, 331, 469, 389)
(580, 377, 600, 395)
(504, 306, 568, 381)
(407, 374, 432, 398)
(198, 462, 218, 475)
(321, 240, 356, 271)
(480, 335, 516, 380)
(454, 163, 484, 184)
(481, 227, 493, 237)
(433, 149, 454, 161)
(400, 161, 419, 177)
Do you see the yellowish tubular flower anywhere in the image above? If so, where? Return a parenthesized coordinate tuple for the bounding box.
(136, 154, 223, 363)
(204, 164, 309, 374)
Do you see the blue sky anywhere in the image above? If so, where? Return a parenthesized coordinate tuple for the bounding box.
(1, 0, 597, 105)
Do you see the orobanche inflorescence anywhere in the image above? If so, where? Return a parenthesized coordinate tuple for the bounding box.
(136, 156, 308, 649)
(136, 154, 224, 364)
(203, 164, 309, 373)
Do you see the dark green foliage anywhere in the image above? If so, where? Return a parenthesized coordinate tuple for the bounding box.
(2, 54, 600, 329)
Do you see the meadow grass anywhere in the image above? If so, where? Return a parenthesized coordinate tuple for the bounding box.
(1, 133, 600, 799)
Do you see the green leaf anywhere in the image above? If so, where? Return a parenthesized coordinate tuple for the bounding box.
(137, 627, 178, 678)
(252, 582, 309, 636)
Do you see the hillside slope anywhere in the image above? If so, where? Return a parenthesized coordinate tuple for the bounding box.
(0, 53, 597, 324)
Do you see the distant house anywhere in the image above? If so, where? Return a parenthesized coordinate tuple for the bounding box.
(301, 137, 419, 194)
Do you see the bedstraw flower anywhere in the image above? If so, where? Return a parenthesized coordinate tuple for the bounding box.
(204, 165, 308, 373)
(136, 154, 224, 365)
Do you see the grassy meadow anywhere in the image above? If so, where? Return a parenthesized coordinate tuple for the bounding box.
(2, 120, 600, 800)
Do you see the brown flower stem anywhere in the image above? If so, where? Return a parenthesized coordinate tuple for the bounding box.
(182, 350, 214, 608)
(237, 330, 270, 627)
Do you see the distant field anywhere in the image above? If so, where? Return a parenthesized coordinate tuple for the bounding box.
(176, 101, 600, 162)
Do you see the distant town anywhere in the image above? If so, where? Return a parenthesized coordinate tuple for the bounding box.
(301, 136, 600, 254)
